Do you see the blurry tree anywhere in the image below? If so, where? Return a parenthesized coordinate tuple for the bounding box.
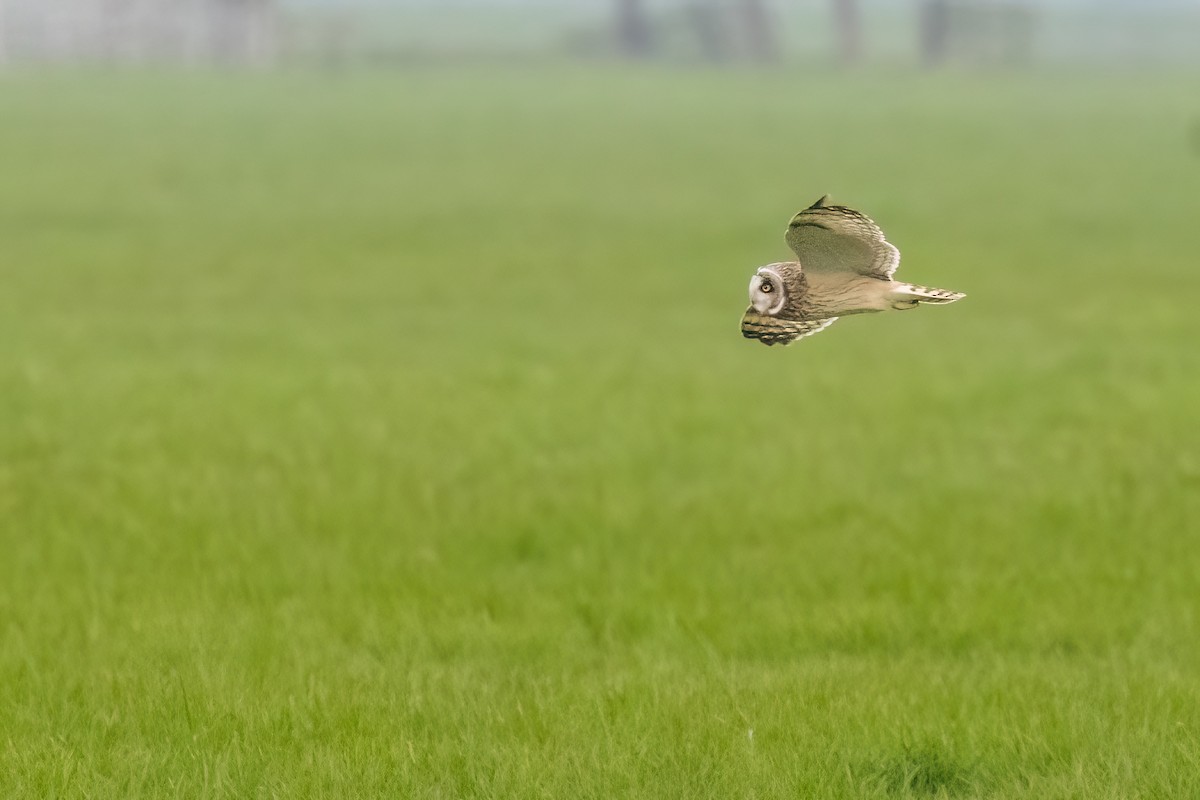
(680, 1, 777, 64)
(919, 1, 1035, 68)
(98, 0, 133, 62)
(920, 0, 949, 66)
(615, 0, 653, 57)
(834, 0, 861, 64)
(738, 0, 777, 62)
(211, 0, 277, 66)
(686, 2, 729, 62)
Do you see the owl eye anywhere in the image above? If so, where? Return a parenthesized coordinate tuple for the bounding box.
(760, 281, 773, 293)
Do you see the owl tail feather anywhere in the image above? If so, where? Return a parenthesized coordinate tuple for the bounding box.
(888, 283, 965, 310)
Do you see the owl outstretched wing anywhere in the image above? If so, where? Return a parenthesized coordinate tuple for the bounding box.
(741, 310, 838, 346)
(784, 195, 900, 279)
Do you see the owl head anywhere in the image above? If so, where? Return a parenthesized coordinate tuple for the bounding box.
(748, 263, 801, 315)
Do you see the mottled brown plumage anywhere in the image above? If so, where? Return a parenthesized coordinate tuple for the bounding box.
(741, 196, 964, 346)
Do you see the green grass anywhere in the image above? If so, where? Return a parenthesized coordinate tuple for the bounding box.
(2, 66, 1199, 797)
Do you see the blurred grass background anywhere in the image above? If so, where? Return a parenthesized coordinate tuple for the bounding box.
(1, 66, 1199, 796)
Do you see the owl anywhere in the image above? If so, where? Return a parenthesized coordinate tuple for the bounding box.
(742, 196, 965, 345)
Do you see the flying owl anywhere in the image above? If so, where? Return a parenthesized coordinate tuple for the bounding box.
(741, 196, 965, 345)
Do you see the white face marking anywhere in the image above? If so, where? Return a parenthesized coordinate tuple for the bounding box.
(748, 267, 786, 314)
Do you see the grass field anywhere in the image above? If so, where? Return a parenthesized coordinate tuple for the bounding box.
(2, 67, 1199, 797)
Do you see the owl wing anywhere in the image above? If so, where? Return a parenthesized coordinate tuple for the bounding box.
(784, 195, 900, 279)
(741, 309, 838, 346)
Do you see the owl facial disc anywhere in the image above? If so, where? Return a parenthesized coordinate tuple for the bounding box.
(749, 266, 787, 315)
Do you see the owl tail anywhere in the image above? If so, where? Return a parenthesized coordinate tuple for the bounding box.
(888, 283, 965, 310)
